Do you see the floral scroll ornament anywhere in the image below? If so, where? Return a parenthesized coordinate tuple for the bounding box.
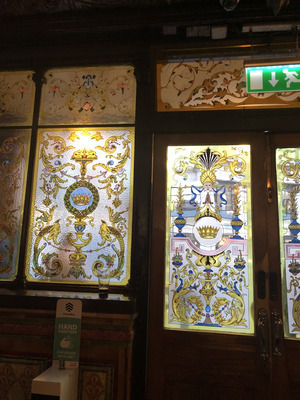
(173, 146, 247, 182)
(40, 67, 136, 125)
(280, 149, 300, 181)
(0, 135, 27, 278)
(171, 248, 248, 327)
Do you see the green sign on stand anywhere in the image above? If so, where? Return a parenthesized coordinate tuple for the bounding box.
(53, 299, 82, 369)
(246, 64, 300, 93)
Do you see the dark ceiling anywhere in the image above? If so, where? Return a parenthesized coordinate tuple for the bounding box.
(0, 0, 299, 54)
(0, 0, 299, 18)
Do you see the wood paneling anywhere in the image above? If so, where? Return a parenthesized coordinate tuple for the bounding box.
(0, 301, 136, 400)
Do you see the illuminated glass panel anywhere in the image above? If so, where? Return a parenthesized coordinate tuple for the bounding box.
(276, 148, 300, 338)
(157, 59, 300, 112)
(39, 66, 136, 125)
(25, 128, 134, 286)
(0, 129, 31, 281)
(165, 145, 254, 334)
(0, 71, 35, 126)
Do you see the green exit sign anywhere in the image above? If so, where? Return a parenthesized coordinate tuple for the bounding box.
(246, 64, 300, 93)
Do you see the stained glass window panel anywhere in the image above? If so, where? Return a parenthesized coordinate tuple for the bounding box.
(0, 71, 35, 126)
(0, 129, 31, 281)
(165, 145, 254, 334)
(157, 60, 300, 112)
(25, 128, 134, 286)
(39, 66, 136, 125)
(276, 148, 300, 338)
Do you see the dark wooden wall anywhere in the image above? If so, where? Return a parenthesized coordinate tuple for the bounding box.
(0, 2, 300, 399)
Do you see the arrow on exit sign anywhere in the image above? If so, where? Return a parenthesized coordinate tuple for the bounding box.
(246, 64, 300, 93)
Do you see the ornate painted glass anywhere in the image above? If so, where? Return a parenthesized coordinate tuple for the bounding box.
(276, 148, 300, 338)
(165, 145, 254, 334)
(25, 128, 134, 286)
(39, 66, 136, 125)
(157, 60, 300, 111)
(0, 71, 35, 126)
(0, 130, 31, 281)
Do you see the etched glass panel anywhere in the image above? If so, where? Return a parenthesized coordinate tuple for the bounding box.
(165, 145, 254, 334)
(25, 128, 134, 286)
(0, 71, 35, 125)
(39, 66, 136, 125)
(276, 148, 300, 338)
(0, 129, 31, 281)
(157, 60, 300, 111)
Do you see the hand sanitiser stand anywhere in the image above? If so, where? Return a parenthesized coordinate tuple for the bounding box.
(31, 366, 79, 400)
(31, 299, 82, 400)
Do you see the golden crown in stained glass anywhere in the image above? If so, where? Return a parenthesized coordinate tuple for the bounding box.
(197, 225, 220, 239)
(71, 193, 92, 206)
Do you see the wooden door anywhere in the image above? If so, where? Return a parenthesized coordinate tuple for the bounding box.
(266, 133, 300, 400)
(147, 132, 300, 400)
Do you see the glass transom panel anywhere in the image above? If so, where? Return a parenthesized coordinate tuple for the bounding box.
(39, 66, 136, 125)
(0, 71, 35, 126)
(165, 144, 254, 334)
(157, 59, 300, 112)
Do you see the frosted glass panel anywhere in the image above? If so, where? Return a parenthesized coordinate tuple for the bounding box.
(276, 148, 300, 338)
(0, 71, 35, 125)
(165, 145, 254, 334)
(0, 129, 31, 281)
(26, 128, 134, 285)
(39, 66, 136, 125)
(157, 60, 300, 112)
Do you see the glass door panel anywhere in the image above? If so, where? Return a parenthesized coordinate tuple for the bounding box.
(165, 145, 254, 334)
(276, 147, 300, 339)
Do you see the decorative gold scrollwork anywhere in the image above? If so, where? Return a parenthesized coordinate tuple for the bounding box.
(279, 149, 300, 181)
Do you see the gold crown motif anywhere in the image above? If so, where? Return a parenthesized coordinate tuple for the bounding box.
(72, 193, 92, 206)
(197, 225, 220, 239)
(72, 148, 97, 162)
(195, 205, 222, 223)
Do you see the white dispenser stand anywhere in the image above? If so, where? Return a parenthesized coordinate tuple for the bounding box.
(31, 366, 78, 400)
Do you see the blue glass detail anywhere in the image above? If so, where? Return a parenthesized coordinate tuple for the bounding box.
(195, 322, 221, 327)
(233, 281, 241, 295)
(288, 218, 300, 243)
(75, 224, 86, 232)
(174, 214, 186, 237)
(231, 214, 243, 239)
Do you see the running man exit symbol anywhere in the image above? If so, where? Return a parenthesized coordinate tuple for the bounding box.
(246, 64, 300, 93)
(283, 68, 300, 88)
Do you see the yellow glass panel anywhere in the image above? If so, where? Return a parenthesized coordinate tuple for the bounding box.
(157, 60, 300, 112)
(0, 71, 35, 126)
(0, 129, 31, 281)
(25, 128, 134, 286)
(39, 66, 136, 125)
(165, 145, 254, 334)
(276, 148, 300, 339)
